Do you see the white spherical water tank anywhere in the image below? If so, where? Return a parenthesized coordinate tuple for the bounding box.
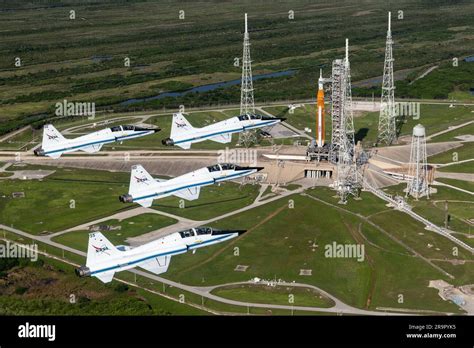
(413, 124, 426, 137)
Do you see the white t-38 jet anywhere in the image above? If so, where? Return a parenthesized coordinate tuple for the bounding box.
(119, 163, 263, 208)
(34, 124, 159, 159)
(76, 227, 246, 283)
(161, 112, 285, 149)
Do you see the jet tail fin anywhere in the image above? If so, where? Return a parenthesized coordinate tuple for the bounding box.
(86, 232, 121, 268)
(170, 113, 195, 139)
(42, 124, 66, 149)
(129, 165, 158, 197)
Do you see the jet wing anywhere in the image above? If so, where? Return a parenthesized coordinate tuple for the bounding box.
(81, 143, 103, 153)
(136, 198, 154, 208)
(173, 186, 200, 201)
(175, 141, 192, 150)
(209, 133, 232, 144)
(93, 271, 115, 283)
(138, 255, 171, 275)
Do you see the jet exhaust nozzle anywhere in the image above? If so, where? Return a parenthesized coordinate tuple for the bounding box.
(75, 266, 91, 277)
(34, 148, 45, 156)
(162, 138, 174, 146)
(119, 194, 133, 203)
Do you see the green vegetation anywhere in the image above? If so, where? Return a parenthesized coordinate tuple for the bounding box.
(402, 104, 474, 138)
(396, 62, 474, 100)
(385, 183, 474, 235)
(438, 161, 474, 174)
(431, 121, 474, 142)
(1, 1, 473, 134)
(428, 142, 474, 173)
(436, 178, 474, 193)
(151, 182, 260, 220)
(355, 62, 474, 100)
(163, 193, 465, 312)
(0, 245, 205, 315)
(0, 167, 130, 234)
(212, 284, 335, 308)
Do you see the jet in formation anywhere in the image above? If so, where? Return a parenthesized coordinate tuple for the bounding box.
(75, 227, 246, 283)
(119, 163, 262, 208)
(34, 124, 159, 159)
(161, 112, 285, 149)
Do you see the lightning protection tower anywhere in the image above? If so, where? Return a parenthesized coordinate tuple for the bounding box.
(238, 13, 258, 147)
(406, 124, 429, 199)
(377, 11, 396, 146)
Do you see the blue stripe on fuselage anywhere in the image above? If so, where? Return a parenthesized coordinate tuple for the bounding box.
(133, 170, 253, 202)
(44, 131, 150, 155)
(90, 234, 233, 275)
(173, 120, 277, 145)
(90, 247, 188, 275)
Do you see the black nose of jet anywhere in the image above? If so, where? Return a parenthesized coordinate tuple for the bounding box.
(245, 166, 264, 172)
(278, 117, 287, 122)
(153, 128, 161, 133)
(212, 229, 247, 236)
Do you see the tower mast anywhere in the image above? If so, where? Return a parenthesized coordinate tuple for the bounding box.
(239, 13, 257, 147)
(377, 11, 396, 145)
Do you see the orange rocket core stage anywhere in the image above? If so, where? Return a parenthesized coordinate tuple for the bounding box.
(316, 82, 325, 147)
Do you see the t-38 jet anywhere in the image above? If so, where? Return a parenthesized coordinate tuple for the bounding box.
(161, 112, 285, 149)
(75, 227, 246, 283)
(119, 163, 262, 208)
(34, 124, 159, 159)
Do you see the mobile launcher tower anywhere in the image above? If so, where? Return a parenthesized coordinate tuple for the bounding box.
(406, 124, 430, 199)
(307, 39, 360, 203)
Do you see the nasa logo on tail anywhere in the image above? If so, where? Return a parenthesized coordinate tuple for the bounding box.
(46, 134, 59, 140)
(134, 176, 149, 184)
(175, 121, 187, 128)
(92, 244, 110, 254)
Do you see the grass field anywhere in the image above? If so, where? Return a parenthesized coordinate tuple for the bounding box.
(428, 142, 474, 173)
(404, 104, 474, 138)
(384, 183, 474, 235)
(212, 284, 335, 308)
(0, 167, 130, 234)
(431, 121, 474, 143)
(163, 192, 465, 313)
(436, 178, 474, 193)
(151, 181, 260, 220)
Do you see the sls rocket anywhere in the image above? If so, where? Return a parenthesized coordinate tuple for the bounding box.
(316, 69, 325, 147)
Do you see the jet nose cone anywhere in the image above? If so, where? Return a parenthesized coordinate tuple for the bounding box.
(212, 229, 247, 236)
(238, 166, 264, 172)
(153, 128, 161, 133)
(279, 118, 287, 122)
